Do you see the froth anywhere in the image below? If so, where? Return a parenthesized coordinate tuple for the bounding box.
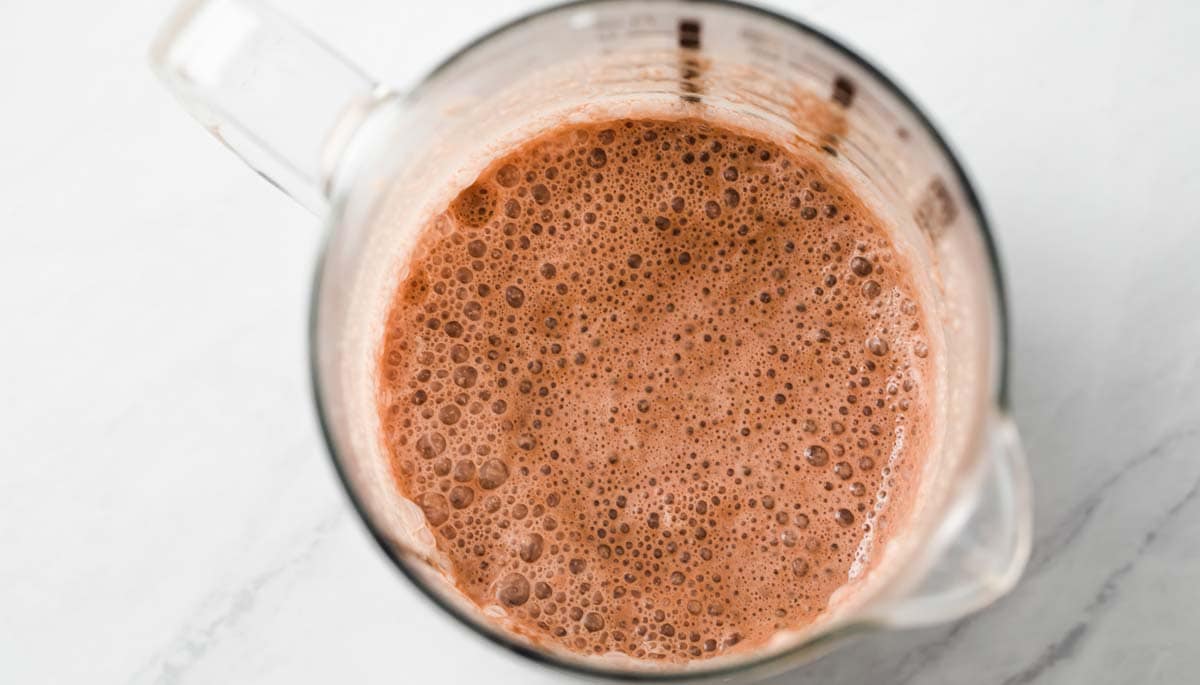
(377, 119, 934, 662)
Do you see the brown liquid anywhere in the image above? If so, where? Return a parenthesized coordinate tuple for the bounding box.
(377, 118, 935, 662)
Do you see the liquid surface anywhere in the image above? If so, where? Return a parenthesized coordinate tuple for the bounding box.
(377, 119, 934, 661)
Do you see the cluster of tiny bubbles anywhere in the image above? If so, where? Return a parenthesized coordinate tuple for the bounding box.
(377, 118, 933, 662)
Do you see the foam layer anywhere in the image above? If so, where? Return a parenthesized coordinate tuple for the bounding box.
(376, 119, 934, 661)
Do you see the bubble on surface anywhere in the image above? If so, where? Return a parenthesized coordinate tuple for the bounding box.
(497, 573, 530, 606)
(478, 459, 509, 489)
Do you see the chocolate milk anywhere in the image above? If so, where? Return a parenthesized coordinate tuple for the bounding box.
(376, 118, 934, 661)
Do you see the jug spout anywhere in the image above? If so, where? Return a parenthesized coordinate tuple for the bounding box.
(150, 0, 386, 214)
(873, 412, 1033, 627)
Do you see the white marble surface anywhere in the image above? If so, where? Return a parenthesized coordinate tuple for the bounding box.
(3, 0, 1199, 683)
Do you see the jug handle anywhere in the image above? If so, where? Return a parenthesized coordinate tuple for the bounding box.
(150, 0, 390, 214)
(871, 412, 1033, 627)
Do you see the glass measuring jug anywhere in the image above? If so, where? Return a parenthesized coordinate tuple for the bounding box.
(151, 0, 1031, 680)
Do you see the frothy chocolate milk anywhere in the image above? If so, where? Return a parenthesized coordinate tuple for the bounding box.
(377, 118, 934, 661)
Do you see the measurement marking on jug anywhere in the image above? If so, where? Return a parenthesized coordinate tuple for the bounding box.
(832, 76, 856, 108)
(914, 177, 958, 240)
(678, 18, 705, 103)
(678, 19, 701, 48)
